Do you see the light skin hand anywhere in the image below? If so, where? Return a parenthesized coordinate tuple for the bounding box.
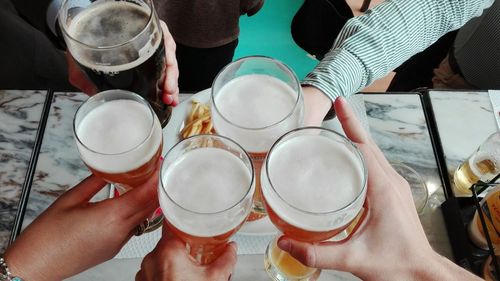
(302, 86, 332, 126)
(277, 97, 481, 281)
(4, 172, 159, 281)
(136, 226, 237, 281)
(67, 20, 179, 106)
(159, 20, 179, 106)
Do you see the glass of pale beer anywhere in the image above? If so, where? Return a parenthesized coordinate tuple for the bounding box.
(59, 0, 171, 127)
(453, 131, 500, 196)
(211, 56, 304, 221)
(261, 127, 367, 281)
(74, 89, 163, 233)
(159, 134, 255, 265)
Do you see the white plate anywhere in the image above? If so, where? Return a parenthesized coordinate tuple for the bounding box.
(162, 88, 278, 236)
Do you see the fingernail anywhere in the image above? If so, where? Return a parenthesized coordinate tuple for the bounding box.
(163, 94, 173, 105)
(277, 238, 291, 252)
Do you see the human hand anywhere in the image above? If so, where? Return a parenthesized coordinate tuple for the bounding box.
(66, 20, 179, 106)
(302, 86, 332, 126)
(277, 97, 481, 281)
(4, 173, 159, 281)
(136, 227, 237, 281)
(159, 20, 179, 106)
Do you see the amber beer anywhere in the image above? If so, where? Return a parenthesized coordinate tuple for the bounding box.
(86, 146, 162, 191)
(454, 157, 499, 194)
(159, 135, 255, 265)
(211, 58, 304, 220)
(75, 93, 163, 192)
(261, 128, 367, 281)
(59, 0, 170, 127)
(453, 132, 500, 196)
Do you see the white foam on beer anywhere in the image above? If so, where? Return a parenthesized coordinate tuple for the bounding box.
(213, 74, 302, 152)
(469, 152, 500, 178)
(76, 99, 162, 174)
(66, 1, 161, 73)
(160, 148, 252, 237)
(264, 134, 364, 232)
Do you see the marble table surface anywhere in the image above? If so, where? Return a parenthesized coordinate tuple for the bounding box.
(428, 90, 498, 197)
(0, 90, 46, 253)
(1, 90, 485, 280)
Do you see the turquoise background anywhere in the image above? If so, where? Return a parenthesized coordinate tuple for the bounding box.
(234, 0, 319, 80)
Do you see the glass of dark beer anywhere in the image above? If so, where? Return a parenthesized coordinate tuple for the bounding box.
(59, 0, 171, 127)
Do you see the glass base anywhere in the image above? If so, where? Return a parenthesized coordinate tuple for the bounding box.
(264, 238, 321, 281)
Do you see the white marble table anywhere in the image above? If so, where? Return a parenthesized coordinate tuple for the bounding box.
(0, 90, 457, 280)
(0, 90, 46, 253)
(428, 90, 498, 197)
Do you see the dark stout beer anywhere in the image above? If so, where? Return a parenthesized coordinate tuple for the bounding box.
(63, 1, 170, 126)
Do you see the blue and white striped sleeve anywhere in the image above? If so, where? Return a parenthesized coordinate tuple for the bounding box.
(302, 0, 494, 100)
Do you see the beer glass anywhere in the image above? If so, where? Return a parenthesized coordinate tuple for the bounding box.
(59, 0, 171, 127)
(159, 134, 255, 265)
(261, 127, 367, 281)
(74, 89, 163, 233)
(453, 131, 500, 196)
(211, 56, 304, 221)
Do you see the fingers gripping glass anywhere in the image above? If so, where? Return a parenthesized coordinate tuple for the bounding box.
(73, 89, 164, 234)
(261, 127, 368, 281)
(59, 0, 171, 127)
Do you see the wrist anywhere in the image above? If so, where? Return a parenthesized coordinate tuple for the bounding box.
(409, 251, 482, 281)
(3, 246, 52, 281)
(1, 256, 23, 281)
(302, 86, 332, 126)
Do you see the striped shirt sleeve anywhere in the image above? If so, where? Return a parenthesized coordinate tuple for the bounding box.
(302, 0, 494, 100)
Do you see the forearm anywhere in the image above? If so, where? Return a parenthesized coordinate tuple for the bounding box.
(303, 0, 494, 101)
(356, 251, 483, 281)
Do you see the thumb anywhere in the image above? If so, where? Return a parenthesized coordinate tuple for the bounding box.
(207, 242, 238, 279)
(277, 236, 352, 271)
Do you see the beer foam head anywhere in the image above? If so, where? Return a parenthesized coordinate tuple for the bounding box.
(76, 99, 162, 174)
(212, 74, 302, 152)
(65, 1, 160, 72)
(264, 134, 366, 232)
(469, 152, 500, 178)
(160, 148, 253, 237)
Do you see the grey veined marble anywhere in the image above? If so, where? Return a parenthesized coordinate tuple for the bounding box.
(0, 90, 46, 252)
(22, 92, 94, 229)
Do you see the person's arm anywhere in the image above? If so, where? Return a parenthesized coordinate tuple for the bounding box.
(278, 97, 482, 281)
(3, 173, 159, 281)
(303, 0, 494, 125)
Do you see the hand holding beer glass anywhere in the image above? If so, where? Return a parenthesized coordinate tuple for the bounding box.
(261, 127, 367, 281)
(159, 134, 255, 265)
(59, 0, 171, 127)
(74, 90, 163, 233)
(211, 56, 304, 221)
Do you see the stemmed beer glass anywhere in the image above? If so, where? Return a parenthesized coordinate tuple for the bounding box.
(261, 127, 368, 280)
(59, 0, 171, 127)
(74, 89, 163, 233)
(211, 56, 304, 221)
(159, 134, 255, 265)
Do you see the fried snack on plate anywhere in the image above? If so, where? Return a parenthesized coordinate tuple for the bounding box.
(180, 99, 215, 139)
